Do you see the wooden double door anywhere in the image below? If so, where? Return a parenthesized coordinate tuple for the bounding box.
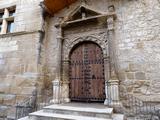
(69, 42, 105, 102)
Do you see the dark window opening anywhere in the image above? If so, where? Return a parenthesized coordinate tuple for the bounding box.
(7, 21, 14, 33)
(9, 9, 15, 17)
(0, 12, 4, 18)
(0, 23, 2, 32)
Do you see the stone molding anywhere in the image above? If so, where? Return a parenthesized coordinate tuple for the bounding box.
(0, 30, 41, 38)
(64, 35, 108, 60)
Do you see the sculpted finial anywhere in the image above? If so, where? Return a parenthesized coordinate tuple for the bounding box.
(81, 0, 87, 5)
(108, 5, 115, 12)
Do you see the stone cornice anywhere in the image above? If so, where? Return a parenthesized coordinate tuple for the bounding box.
(0, 30, 42, 38)
(55, 13, 117, 28)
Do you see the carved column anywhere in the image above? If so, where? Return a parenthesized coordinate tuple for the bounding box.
(61, 59, 70, 103)
(52, 80, 61, 104)
(105, 5, 121, 106)
(104, 55, 110, 105)
(51, 25, 63, 104)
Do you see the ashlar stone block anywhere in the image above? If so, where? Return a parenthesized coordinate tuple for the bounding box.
(129, 63, 141, 72)
(135, 72, 146, 80)
(126, 72, 135, 79)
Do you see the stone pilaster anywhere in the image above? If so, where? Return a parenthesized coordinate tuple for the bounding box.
(104, 55, 110, 105)
(108, 80, 121, 106)
(107, 5, 117, 80)
(51, 24, 63, 104)
(61, 59, 70, 103)
(51, 80, 61, 104)
(105, 5, 121, 107)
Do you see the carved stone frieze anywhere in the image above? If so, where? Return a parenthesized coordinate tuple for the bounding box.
(64, 25, 106, 35)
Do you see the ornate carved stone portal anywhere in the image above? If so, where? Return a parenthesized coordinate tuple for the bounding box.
(52, 5, 121, 107)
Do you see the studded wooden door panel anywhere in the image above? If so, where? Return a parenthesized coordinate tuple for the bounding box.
(69, 42, 105, 102)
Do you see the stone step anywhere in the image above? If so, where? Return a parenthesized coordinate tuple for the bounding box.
(29, 110, 112, 120)
(18, 116, 29, 120)
(112, 114, 125, 120)
(18, 103, 124, 120)
(43, 103, 113, 119)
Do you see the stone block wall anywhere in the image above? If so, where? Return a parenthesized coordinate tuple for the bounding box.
(114, 0, 160, 101)
(45, 0, 160, 102)
(0, 33, 43, 105)
(0, 0, 44, 106)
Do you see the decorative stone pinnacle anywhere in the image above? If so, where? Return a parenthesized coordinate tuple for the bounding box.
(81, 0, 87, 5)
(108, 5, 115, 12)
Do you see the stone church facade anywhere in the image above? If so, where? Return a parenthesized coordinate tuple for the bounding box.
(0, 0, 160, 118)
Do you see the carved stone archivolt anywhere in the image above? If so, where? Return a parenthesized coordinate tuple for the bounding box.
(63, 35, 108, 60)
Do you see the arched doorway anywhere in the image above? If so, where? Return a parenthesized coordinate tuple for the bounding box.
(69, 42, 105, 102)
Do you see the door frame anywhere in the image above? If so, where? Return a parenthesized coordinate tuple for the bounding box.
(61, 36, 110, 104)
(69, 41, 106, 102)
(52, 8, 120, 105)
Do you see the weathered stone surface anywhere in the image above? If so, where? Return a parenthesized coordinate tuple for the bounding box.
(129, 64, 141, 72)
(135, 72, 146, 80)
(126, 72, 135, 79)
(0, 1, 44, 113)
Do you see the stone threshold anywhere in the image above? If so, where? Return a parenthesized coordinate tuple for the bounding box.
(44, 104, 113, 114)
(29, 110, 111, 120)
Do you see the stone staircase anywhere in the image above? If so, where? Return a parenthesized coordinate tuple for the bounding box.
(18, 103, 124, 120)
